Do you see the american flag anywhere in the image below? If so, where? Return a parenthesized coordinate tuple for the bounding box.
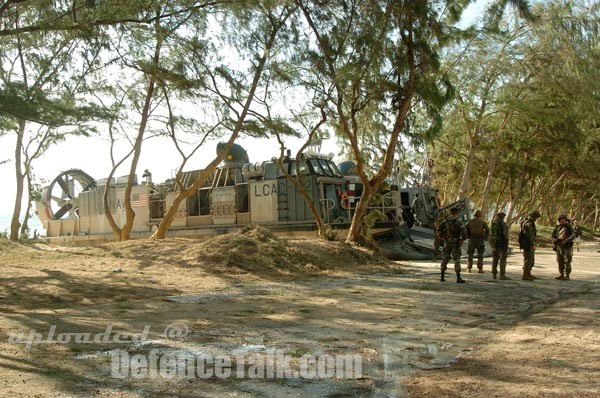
(132, 193, 149, 208)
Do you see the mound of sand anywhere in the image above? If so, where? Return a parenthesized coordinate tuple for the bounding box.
(0, 237, 19, 253)
(0, 238, 36, 255)
(183, 225, 386, 272)
(105, 225, 389, 274)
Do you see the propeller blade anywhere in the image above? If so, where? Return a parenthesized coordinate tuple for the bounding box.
(55, 177, 72, 199)
(54, 204, 73, 219)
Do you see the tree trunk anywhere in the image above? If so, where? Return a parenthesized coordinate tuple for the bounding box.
(594, 200, 599, 231)
(480, 147, 499, 220)
(490, 175, 508, 220)
(10, 120, 26, 241)
(119, 86, 154, 241)
(290, 178, 327, 240)
(505, 168, 527, 225)
(275, 117, 329, 240)
(103, 163, 125, 239)
(481, 112, 512, 219)
(458, 133, 477, 200)
(344, 39, 415, 243)
(440, 180, 449, 206)
(344, 110, 408, 244)
(578, 194, 595, 225)
(297, 177, 327, 239)
(346, 185, 374, 243)
(118, 28, 162, 241)
(19, 169, 34, 239)
(344, 98, 412, 244)
(152, 11, 291, 240)
(569, 198, 578, 221)
(300, 2, 414, 244)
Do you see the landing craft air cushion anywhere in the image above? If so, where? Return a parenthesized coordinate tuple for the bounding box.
(36, 143, 471, 260)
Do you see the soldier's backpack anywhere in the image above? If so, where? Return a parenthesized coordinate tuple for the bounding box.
(518, 221, 531, 250)
(440, 218, 461, 240)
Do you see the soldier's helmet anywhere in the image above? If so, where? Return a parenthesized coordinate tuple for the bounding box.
(558, 214, 568, 221)
(529, 210, 541, 219)
(474, 210, 482, 217)
(497, 212, 506, 218)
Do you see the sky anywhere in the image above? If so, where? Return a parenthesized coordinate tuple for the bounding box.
(0, 132, 341, 216)
(0, 0, 489, 218)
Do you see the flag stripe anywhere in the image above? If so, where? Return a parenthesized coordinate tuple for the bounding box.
(132, 193, 148, 208)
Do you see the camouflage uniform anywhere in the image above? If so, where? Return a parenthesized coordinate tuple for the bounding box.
(466, 211, 490, 273)
(490, 213, 509, 279)
(411, 194, 425, 224)
(433, 213, 445, 261)
(521, 211, 540, 280)
(439, 210, 467, 283)
(552, 217, 574, 280)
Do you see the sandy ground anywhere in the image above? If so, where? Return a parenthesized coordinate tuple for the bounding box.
(0, 229, 598, 397)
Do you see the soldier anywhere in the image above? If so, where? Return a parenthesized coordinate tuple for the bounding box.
(433, 212, 445, 261)
(490, 212, 509, 280)
(552, 215, 574, 280)
(466, 210, 490, 273)
(438, 207, 467, 283)
(521, 210, 541, 281)
(411, 194, 425, 224)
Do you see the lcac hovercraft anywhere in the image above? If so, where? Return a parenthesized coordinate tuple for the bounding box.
(36, 143, 471, 260)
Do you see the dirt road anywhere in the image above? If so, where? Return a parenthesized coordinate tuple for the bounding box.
(1, 233, 598, 397)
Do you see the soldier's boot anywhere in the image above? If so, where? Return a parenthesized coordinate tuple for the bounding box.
(456, 272, 465, 283)
(522, 269, 534, 281)
(529, 271, 539, 279)
(556, 263, 565, 280)
(492, 273, 497, 279)
(499, 273, 510, 280)
(565, 273, 570, 281)
(467, 258, 473, 273)
(440, 271, 445, 282)
(477, 258, 484, 273)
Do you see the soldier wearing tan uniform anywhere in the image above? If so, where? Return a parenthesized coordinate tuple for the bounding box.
(521, 210, 541, 281)
(552, 215, 574, 280)
(466, 210, 490, 273)
(490, 212, 509, 280)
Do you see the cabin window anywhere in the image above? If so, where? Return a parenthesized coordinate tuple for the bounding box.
(318, 159, 335, 177)
(214, 169, 227, 187)
(187, 192, 200, 216)
(329, 161, 344, 177)
(225, 169, 235, 186)
(199, 188, 211, 215)
(308, 159, 324, 175)
(289, 160, 309, 177)
(236, 184, 249, 213)
(234, 168, 243, 184)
